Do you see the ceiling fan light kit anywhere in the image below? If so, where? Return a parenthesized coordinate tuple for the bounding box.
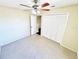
(32, 4, 38, 10)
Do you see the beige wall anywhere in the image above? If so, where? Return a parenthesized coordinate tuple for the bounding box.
(0, 6, 30, 45)
(42, 4, 78, 52)
(0, 46, 1, 58)
(37, 16, 41, 28)
(59, 5, 78, 53)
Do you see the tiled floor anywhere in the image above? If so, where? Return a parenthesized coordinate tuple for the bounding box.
(1, 35, 77, 59)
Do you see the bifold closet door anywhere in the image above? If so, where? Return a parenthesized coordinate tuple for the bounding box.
(41, 14, 68, 43)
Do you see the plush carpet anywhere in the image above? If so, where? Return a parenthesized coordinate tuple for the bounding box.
(1, 35, 77, 59)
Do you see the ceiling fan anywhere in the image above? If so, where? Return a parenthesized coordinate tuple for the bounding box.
(20, 0, 55, 14)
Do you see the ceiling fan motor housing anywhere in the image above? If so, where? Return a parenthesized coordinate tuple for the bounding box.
(33, 0, 38, 3)
(32, 4, 38, 9)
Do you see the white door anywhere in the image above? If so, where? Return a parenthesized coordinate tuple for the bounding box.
(41, 14, 68, 43)
(31, 15, 37, 35)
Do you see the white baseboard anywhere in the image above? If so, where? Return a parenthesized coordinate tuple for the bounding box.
(60, 43, 77, 53)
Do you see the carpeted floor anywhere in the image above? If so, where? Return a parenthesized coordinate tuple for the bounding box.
(1, 35, 77, 59)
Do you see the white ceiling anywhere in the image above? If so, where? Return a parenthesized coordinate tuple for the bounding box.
(0, 0, 78, 10)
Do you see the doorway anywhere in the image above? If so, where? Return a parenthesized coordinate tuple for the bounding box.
(30, 14, 41, 35)
(36, 16, 41, 35)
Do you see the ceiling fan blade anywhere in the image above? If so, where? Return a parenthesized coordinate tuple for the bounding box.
(51, 5, 55, 7)
(42, 3, 50, 7)
(20, 4, 31, 8)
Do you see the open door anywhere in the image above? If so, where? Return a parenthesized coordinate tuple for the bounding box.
(31, 14, 37, 35)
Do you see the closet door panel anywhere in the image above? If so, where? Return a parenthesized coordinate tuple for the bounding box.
(41, 14, 68, 43)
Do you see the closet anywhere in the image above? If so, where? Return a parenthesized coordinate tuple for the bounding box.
(41, 14, 68, 43)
